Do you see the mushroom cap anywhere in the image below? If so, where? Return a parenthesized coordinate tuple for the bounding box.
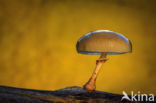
(76, 30, 132, 55)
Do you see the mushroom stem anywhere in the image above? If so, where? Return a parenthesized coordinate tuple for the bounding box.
(83, 52, 107, 91)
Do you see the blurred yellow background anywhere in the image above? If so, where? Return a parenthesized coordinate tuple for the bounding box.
(0, 0, 156, 94)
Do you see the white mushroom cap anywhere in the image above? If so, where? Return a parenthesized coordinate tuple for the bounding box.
(76, 30, 132, 55)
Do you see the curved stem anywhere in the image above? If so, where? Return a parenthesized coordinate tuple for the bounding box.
(83, 52, 107, 91)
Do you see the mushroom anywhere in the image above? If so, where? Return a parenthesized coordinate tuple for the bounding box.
(76, 30, 132, 91)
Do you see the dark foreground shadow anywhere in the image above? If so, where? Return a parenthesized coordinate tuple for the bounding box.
(0, 86, 154, 103)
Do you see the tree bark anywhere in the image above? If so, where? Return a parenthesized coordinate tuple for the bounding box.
(0, 86, 152, 103)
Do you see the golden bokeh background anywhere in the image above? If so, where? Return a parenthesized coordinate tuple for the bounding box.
(0, 0, 156, 94)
